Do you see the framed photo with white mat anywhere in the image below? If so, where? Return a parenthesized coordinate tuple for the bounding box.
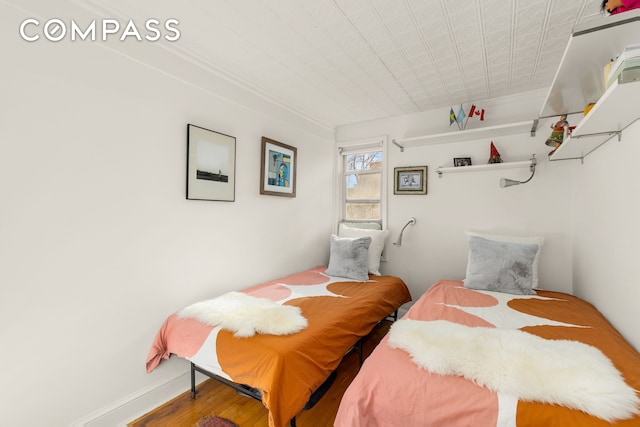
(186, 124, 236, 202)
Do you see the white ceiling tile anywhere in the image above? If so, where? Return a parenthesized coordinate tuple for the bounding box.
(321, 18, 357, 38)
(384, 15, 418, 33)
(370, 38, 400, 55)
(84, 0, 602, 127)
(266, 0, 306, 19)
(359, 26, 393, 45)
(305, 1, 347, 22)
(378, 50, 406, 65)
(335, 0, 370, 13)
(347, 7, 381, 29)
(336, 32, 369, 52)
(409, 54, 433, 67)
(429, 43, 458, 59)
(371, 0, 407, 18)
(393, 30, 422, 47)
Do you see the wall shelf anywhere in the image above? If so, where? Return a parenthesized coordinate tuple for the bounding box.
(540, 10, 640, 162)
(550, 77, 640, 161)
(437, 159, 534, 177)
(540, 10, 640, 118)
(392, 120, 538, 152)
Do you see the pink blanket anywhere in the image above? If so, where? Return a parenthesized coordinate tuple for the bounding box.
(335, 280, 640, 427)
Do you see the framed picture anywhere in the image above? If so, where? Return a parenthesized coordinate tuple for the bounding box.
(394, 166, 427, 195)
(186, 124, 236, 202)
(454, 157, 472, 167)
(260, 137, 297, 197)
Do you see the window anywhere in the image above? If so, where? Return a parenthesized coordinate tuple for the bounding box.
(341, 149, 383, 224)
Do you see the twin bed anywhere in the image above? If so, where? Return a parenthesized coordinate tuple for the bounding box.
(335, 279, 640, 426)
(146, 265, 411, 427)
(146, 231, 640, 427)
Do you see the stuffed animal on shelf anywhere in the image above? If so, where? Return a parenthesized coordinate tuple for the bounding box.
(601, 0, 640, 15)
(545, 114, 570, 156)
(488, 142, 503, 164)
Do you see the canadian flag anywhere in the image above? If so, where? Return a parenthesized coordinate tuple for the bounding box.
(468, 104, 485, 121)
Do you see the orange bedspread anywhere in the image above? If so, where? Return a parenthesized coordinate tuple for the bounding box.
(146, 266, 411, 427)
(335, 280, 640, 427)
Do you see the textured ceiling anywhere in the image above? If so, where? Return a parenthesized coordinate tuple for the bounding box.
(18, 0, 609, 129)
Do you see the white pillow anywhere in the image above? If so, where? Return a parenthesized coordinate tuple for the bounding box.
(466, 231, 544, 288)
(339, 223, 389, 276)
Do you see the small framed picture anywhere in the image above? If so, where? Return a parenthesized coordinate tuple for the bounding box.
(454, 157, 472, 167)
(394, 166, 427, 195)
(260, 137, 297, 197)
(186, 124, 236, 202)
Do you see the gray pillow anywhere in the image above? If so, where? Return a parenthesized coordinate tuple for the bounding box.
(464, 236, 538, 295)
(326, 234, 372, 281)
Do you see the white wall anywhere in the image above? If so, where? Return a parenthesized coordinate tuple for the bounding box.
(572, 120, 640, 351)
(337, 90, 575, 300)
(2, 4, 637, 427)
(0, 5, 334, 426)
(338, 92, 640, 353)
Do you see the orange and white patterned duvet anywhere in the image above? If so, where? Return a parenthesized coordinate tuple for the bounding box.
(146, 266, 411, 427)
(335, 280, 640, 427)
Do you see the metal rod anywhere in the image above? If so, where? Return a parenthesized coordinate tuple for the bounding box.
(391, 140, 405, 152)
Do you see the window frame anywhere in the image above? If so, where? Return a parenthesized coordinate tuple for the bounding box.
(335, 136, 387, 230)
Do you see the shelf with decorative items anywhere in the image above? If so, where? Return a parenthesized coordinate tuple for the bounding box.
(391, 120, 539, 152)
(540, 10, 640, 162)
(436, 158, 534, 177)
(549, 76, 640, 161)
(437, 155, 537, 188)
(540, 11, 640, 118)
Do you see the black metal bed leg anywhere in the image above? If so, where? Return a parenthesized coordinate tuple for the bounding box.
(190, 362, 197, 398)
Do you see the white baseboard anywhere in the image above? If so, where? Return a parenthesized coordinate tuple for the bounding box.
(71, 371, 208, 427)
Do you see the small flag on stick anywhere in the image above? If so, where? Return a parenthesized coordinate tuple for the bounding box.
(469, 104, 485, 121)
(456, 105, 466, 123)
(449, 107, 456, 126)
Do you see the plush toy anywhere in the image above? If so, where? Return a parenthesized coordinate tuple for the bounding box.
(488, 142, 503, 164)
(601, 0, 640, 15)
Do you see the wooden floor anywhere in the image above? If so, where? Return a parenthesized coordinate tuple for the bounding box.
(129, 320, 391, 427)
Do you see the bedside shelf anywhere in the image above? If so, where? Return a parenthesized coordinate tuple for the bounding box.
(437, 159, 534, 177)
(392, 120, 538, 152)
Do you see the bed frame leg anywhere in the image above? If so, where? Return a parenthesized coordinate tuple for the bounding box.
(190, 362, 197, 399)
(385, 309, 398, 322)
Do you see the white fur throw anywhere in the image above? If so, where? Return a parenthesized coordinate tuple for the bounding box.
(388, 319, 640, 422)
(178, 292, 308, 337)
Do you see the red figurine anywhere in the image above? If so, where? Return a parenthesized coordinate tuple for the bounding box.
(488, 142, 503, 164)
